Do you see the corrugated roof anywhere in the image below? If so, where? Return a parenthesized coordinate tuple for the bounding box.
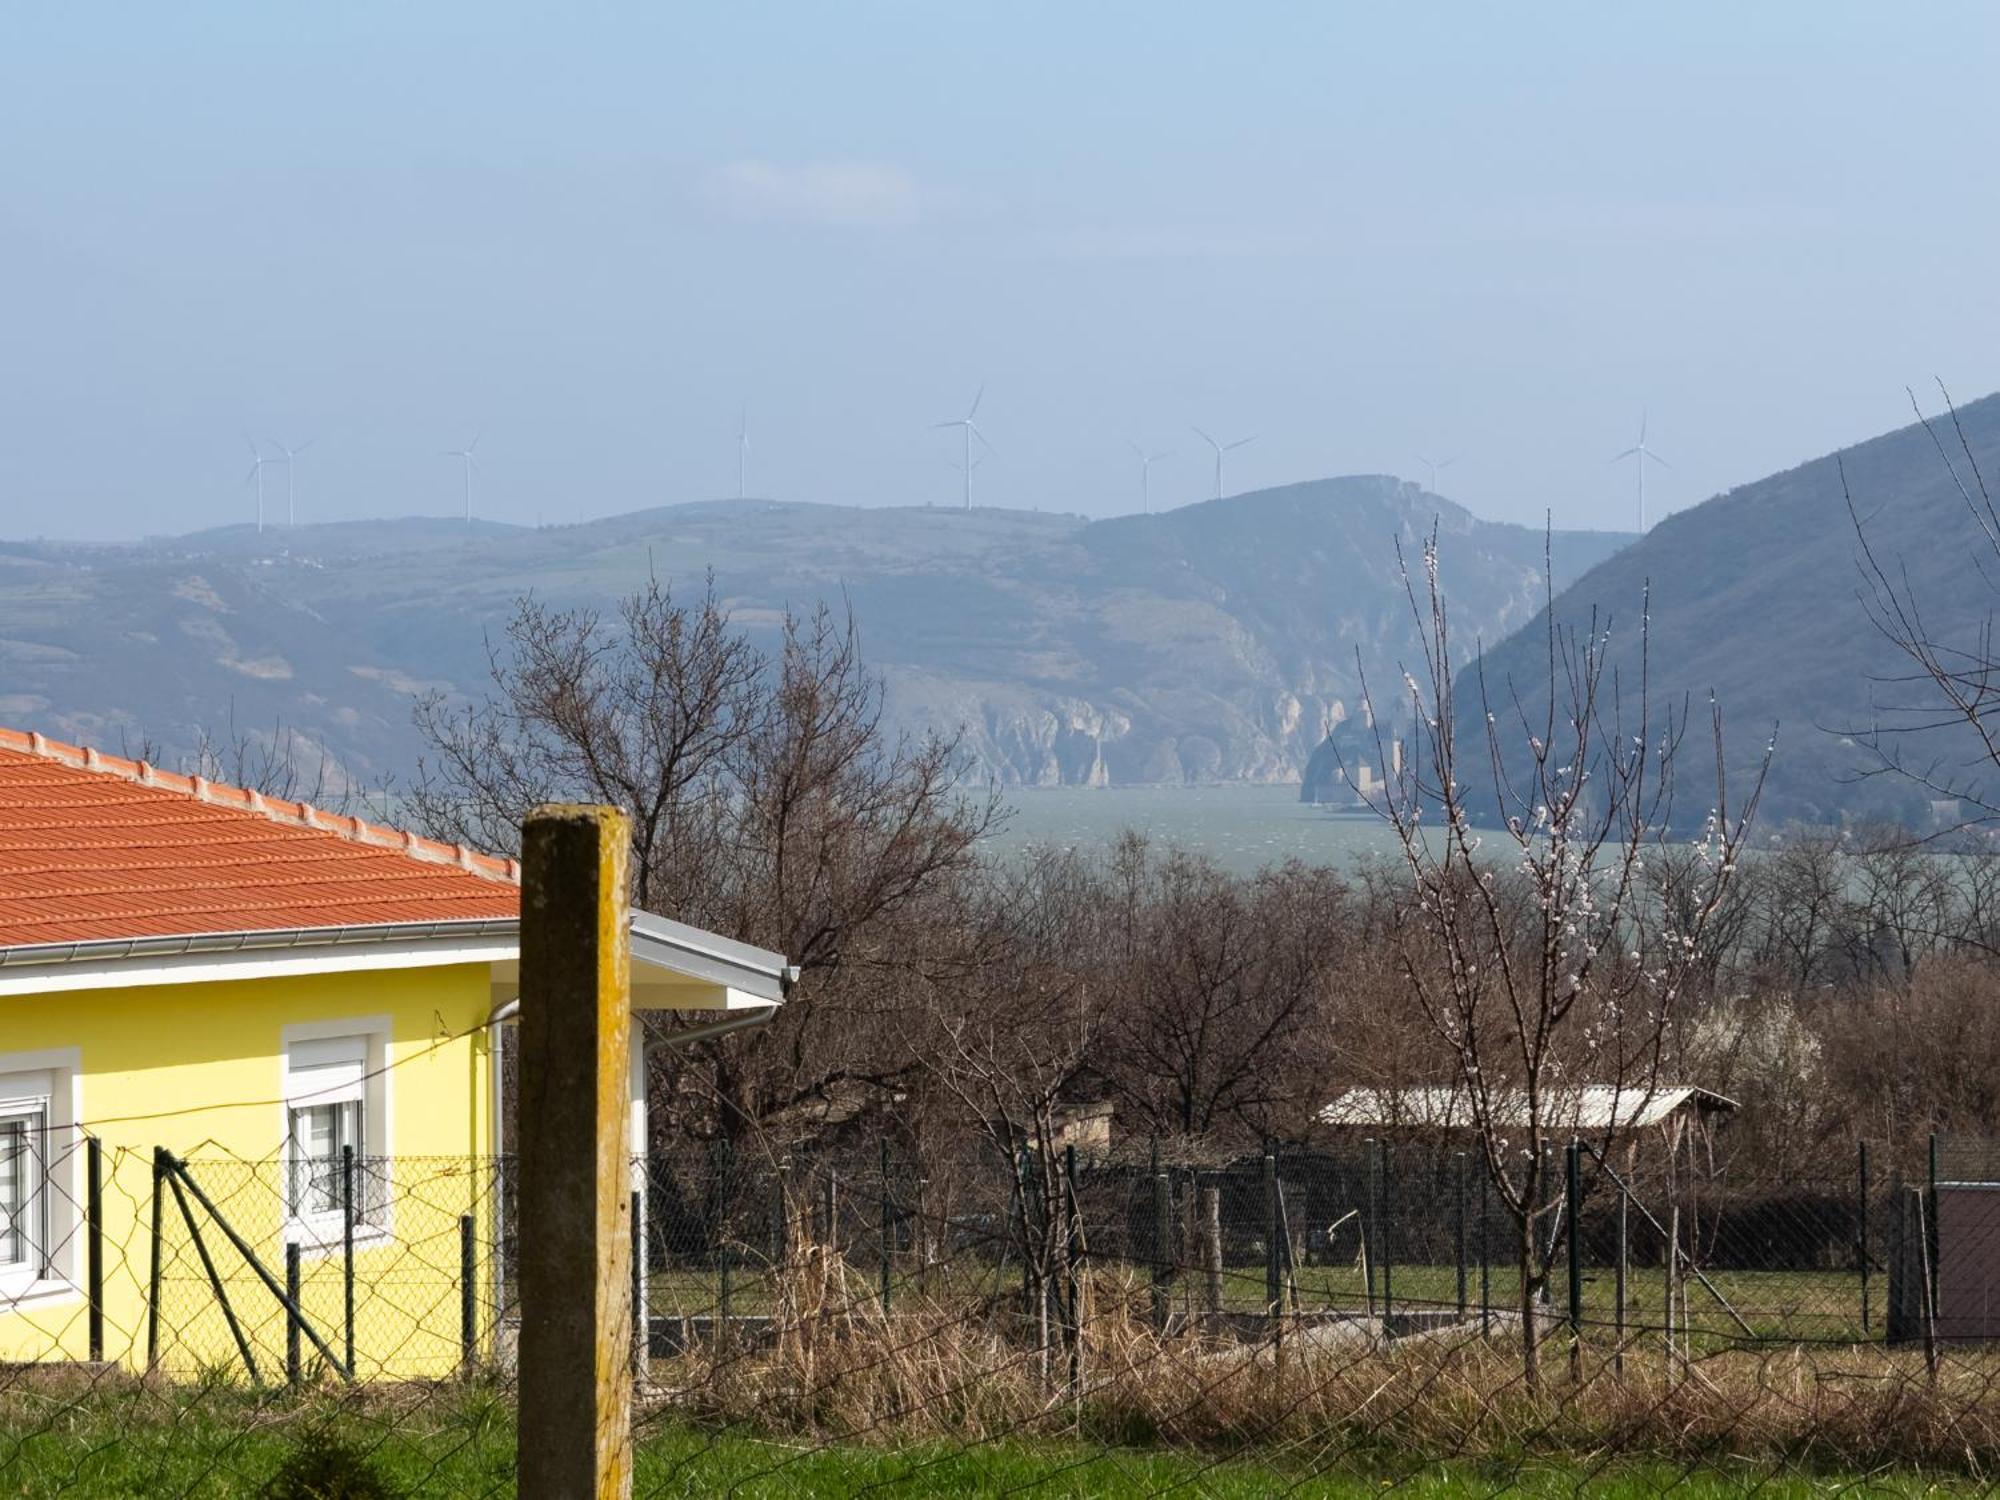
(0, 726, 520, 950)
(1318, 1084, 1737, 1132)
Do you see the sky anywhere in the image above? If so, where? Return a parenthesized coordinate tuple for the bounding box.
(4, 4, 1998, 541)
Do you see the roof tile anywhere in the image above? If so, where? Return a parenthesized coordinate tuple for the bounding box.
(0, 727, 520, 949)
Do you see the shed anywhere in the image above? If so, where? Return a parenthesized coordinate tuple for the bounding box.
(1318, 1084, 1737, 1137)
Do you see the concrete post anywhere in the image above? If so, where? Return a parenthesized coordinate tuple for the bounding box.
(517, 805, 634, 1500)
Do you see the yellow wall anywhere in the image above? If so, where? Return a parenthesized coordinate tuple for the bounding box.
(0, 961, 497, 1379)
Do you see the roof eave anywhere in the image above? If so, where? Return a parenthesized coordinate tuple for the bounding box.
(0, 912, 794, 1006)
(628, 910, 793, 1005)
(0, 918, 523, 970)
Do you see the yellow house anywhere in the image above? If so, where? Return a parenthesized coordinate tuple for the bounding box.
(0, 727, 788, 1381)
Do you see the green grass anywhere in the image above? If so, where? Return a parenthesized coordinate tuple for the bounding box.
(0, 1389, 1981, 1498)
(650, 1256, 1876, 1345)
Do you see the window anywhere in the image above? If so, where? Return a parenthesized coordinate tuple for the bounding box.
(283, 1027, 388, 1235)
(0, 1055, 79, 1299)
(0, 1104, 47, 1275)
(287, 1097, 361, 1219)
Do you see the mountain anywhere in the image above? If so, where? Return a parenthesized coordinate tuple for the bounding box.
(1460, 393, 2000, 829)
(0, 479, 1630, 791)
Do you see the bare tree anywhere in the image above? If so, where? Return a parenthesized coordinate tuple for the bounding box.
(119, 708, 353, 811)
(920, 848, 1101, 1382)
(407, 576, 1000, 1151)
(1354, 529, 1770, 1385)
(1097, 836, 1347, 1141)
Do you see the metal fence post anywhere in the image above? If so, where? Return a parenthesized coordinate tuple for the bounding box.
(1858, 1139, 1871, 1337)
(629, 1190, 644, 1376)
(285, 1241, 302, 1388)
(1565, 1140, 1583, 1382)
(1927, 1131, 1940, 1328)
(86, 1136, 103, 1364)
(772, 1159, 788, 1268)
(1478, 1164, 1490, 1337)
(146, 1147, 164, 1372)
(1362, 1139, 1379, 1321)
(1379, 1137, 1394, 1335)
(342, 1144, 356, 1377)
(1614, 1165, 1628, 1377)
(879, 1135, 893, 1316)
(1915, 1184, 1939, 1382)
(455, 1213, 475, 1375)
(716, 1140, 733, 1332)
(1151, 1137, 1171, 1335)
(1064, 1143, 1083, 1395)
(1453, 1150, 1467, 1320)
(1263, 1144, 1281, 1334)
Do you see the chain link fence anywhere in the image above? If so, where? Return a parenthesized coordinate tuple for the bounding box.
(0, 1133, 1998, 1493)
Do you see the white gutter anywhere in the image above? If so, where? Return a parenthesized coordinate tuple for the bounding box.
(0, 918, 520, 969)
(0, 914, 795, 1005)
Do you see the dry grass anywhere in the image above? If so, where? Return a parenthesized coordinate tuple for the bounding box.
(639, 1254, 2000, 1480)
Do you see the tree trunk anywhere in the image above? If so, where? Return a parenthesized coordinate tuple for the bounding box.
(1518, 1222, 1542, 1390)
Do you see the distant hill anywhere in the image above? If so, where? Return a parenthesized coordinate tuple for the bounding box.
(0, 479, 1630, 792)
(1461, 393, 2000, 828)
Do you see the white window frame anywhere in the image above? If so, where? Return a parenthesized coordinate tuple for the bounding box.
(281, 1017, 392, 1251)
(0, 1048, 82, 1307)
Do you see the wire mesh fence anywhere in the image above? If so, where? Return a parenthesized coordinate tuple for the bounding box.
(2, 1133, 2000, 1493)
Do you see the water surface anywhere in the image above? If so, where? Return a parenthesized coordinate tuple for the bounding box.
(982, 783, 1403, 876)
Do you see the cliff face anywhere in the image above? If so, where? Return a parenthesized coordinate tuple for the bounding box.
(0, 480, 1629, 789)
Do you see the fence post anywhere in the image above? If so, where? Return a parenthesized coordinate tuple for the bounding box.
(772, 1159, 788, 1268)
(342, 1144, 356, 1377)
(1064, 1143, 1083, 1397)
(1362, 1139, 1379, 1322)
(285, 1241, 302, 1388)
(165, 1162, 261, 1386)
(458, 1213, 478, 1377)
(1613, 1167, 1628, 1377)
(86, 1136, 103, 1364)
(1478, 1163, 1490, 1337)
(147, 1147, 164, 1371)
(515, 804, 635, 1500)
(1151, 1137, 1171, 1335)
(1379, 1137, 1394, 1336)
(1858, 1139, 1871, 1337)
(1565, 1140, 1582, 1381)
(1453, 1150, 1467, 1321)
(879, 1136, 893, 1316)
(1927, 1131, 1940, 1328)
(629, 1191, 644, 1376)
(1263, 1144, 1281, 1336)
(716, 1140, 733, 1336)
(1200, 1181, 1223, 1331)
(1888, 1164, 1907, 1343)
(1915, 1184, 1939, 1382)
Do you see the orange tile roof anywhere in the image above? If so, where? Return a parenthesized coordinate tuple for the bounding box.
(0, 727, 520, 951)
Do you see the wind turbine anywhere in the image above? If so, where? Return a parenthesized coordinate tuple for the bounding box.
(444, 431, 481, 523)
(1612, 413, 1670, 531)
(272, 438, 313, 526)
(1415, 451, 1460, 494)
(1191, 425, 1253, 501)
(1130, 442, 1170, 515)
(243, 439, 275, 532)
(736, 405, 751, 501)
(934, 385, 994, 510)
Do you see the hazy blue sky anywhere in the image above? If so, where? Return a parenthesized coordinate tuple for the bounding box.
(4, 4, 1997, 539)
